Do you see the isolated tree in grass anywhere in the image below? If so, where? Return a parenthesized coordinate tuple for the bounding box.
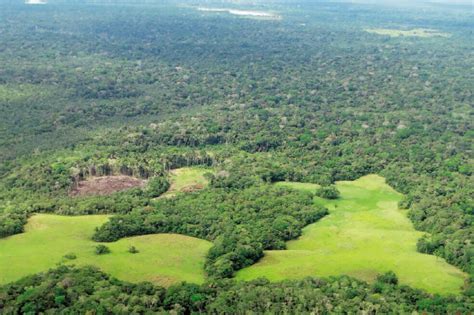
(95, 245, 110, 255)
(63, 253, 77, 260)
(128, 246, 139, 254)
(316, 185, 340, 199)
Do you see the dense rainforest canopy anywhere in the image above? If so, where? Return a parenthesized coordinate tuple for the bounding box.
(0, 0, 472, 313)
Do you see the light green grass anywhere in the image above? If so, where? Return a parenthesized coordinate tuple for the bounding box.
(275, 181, 320, 192)
(0, 84, 51, 103)
(160, 167, 210, 199)
(365, 28, 450, 38)
(237, 175, 466, 295)
(0, 214, 212, 286)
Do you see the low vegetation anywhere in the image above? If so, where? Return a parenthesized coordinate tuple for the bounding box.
(0, 0, 472, 311)
(237, 175, 466, 295)
(1, 266, 471, 314)
(315, 185, 340, 199)
(0, 214, 211, 286)
(93, 185, 328, 278)
(94, 244, 110, 255)
(158, 167, 210, 199)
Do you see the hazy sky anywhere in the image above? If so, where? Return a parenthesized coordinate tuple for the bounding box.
(338, 0, 472, 4)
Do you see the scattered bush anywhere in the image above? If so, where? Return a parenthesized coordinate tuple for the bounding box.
(63, 253, 77, 260)
(316, 185, 340, 199)
(94, 245, 110, 255)
(128, 246, 139, 254)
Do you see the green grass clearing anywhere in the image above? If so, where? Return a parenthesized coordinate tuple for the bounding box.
(275, 181, 321, 192)
(365, 28, 450, 38)
(237, 175, 466, 295)
(159, 167, 211, 199)
(0, 214, 212, 286)
(0, 84, 52, 103)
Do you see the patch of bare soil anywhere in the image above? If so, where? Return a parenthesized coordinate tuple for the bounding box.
(180, 183, 205, 193)
(151, 275, 179, 287)
(69, 176, 146, 197)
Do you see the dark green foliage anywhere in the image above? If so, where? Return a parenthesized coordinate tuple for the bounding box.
(377, 271, 399, 286)
(316, 185, 341, 200)
(0, 266, 166, 314)
(0, 266, 472, 314)
(94, 245, 110, 255)
(417, 235, 443, 255)
(0, 0, 472, 309)
(164, 282, 208, 313)
(128, 246, 139, 254)
(373, 272, 400, 294)
(0, 212, 27, 238)
(145, 177, 170, 198)
(0, 4, 471, 280)
(93, 185, 328, 278)
(63, 253, 77, 260)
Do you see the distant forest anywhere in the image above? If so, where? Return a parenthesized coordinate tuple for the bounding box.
(0, 0, 472, 313)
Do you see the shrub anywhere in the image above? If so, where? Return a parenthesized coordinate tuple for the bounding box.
(128, 246, 139, 254)
(94, 245, 110, 255)
(315, 185, 340, 199)
(63, 253, 77, 260)
(377, 271, 398, 285)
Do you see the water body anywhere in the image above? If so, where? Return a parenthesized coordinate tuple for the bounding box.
(25, 0, 47, 4)
(197, 7, 279, 19)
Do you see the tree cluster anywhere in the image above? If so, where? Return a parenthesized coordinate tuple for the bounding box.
(1, 266, 471, 314)
(93, 185, 328, 278)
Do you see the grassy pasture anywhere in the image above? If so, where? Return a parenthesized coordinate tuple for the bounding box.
(159, 167, 210, 199)
(237, 175, 466, 295)
(0, 214, 211, 286)
(365, 28, 450, 38)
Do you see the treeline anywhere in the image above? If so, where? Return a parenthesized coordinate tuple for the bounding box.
(0, 147, 216, 237)
(0, 0, 472, 306)
(0, 186, 150, 238)
(94, 101, 473, 278)
(0, 211, 27, 238)
(3, 148, 215, 197)
(1, 266, 472, 314)
(93, 185, 328, 278)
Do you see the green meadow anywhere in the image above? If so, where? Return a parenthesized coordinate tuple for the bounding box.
(0, 174, 466, 294)
(0, 214, 212, 286)
(236, 175, 466, 295)
(159, 167, 210, 199)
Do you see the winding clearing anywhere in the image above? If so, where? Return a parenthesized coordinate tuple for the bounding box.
(0, 214, 212, 286)
(236, 175, 466, 295)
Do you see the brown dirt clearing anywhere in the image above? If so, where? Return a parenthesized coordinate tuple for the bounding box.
(70, 175, 146, 197)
